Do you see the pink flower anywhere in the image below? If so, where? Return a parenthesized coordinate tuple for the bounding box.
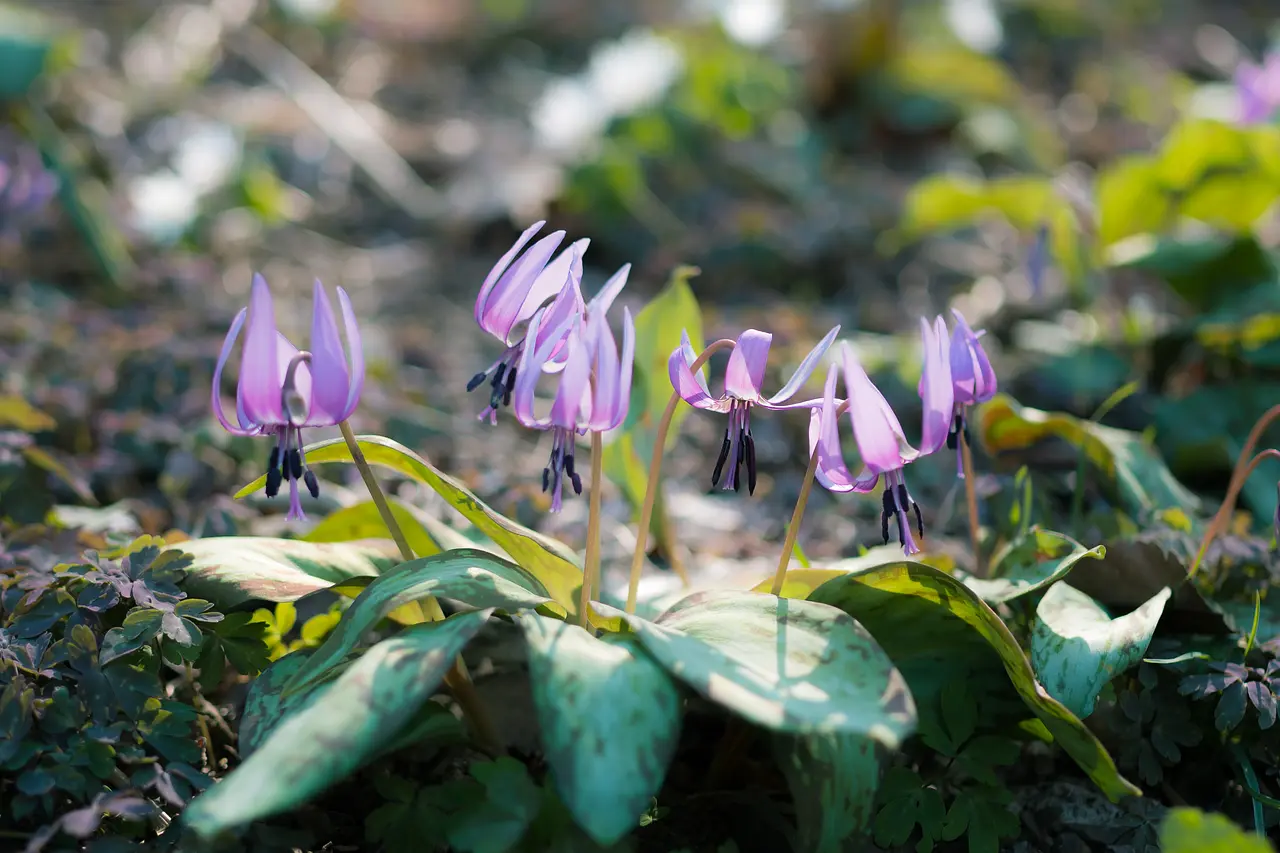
(921, 309, 997, 477)
(212, 274, 364, 520)
(668, 326, 839, 494)
(1236, 52, 1280, 125)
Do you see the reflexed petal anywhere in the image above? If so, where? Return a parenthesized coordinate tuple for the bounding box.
(724, 329, 772, 401)
(584, 310, 619, 431)
(479, 229, 566, 340)
(475, 220, 543, 325)
(211, 307, 259, 436)
(513, 307, 577, 430)
(306, 280, 351, 425)
(612, 306, 636, 429)
(550, 325, 592, 430)
(532, 250, 586, 371)
(337, 287, 365, 419)
(240, 274, 285, 425)
(668, 329, 717, 409)
(766, 324, 840, 406)
(587, 263, 630, 315)
(277, 332, 312, 424)
(512, 238, 588, 339)
(810, 366, 857, 493)
(841, 343, 916, 475)
(918, 316, 954, 454)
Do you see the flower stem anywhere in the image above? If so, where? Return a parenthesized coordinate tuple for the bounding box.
(1190, 447, 1280, 580)
(959, 427, 986, 577)
(338, 420, 503, 756)
(625, 338, 738, 614)
(770, 399, 850, 597)
(579, 431, 605, 631)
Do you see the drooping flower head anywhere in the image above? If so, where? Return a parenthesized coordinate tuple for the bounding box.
(1235, 51, 1280, 125)
(468, 221, 627, 423)
(812, 320, 953, 555)
(513, 298, 635, 512)
(922, 309, 996, 478)
(212, 274, 364, 520)
(669, 325, 839, 494)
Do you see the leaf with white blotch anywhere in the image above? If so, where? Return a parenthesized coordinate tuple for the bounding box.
(178, 536, 399, 608)
(285, 550, 555, 694)
(183, 611, 491, 836)
(236, 435, 584, 616)
(515, 612, 681, 846)
(601, 590, 916, 746)
(1032, 583, 1171, 718)
(774, 732, 884, 853)
(960, 529, 1105, 604)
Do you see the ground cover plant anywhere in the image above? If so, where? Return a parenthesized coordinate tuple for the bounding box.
(9, 1, 1280, 851)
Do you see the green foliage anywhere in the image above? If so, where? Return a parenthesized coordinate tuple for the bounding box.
(1178, 659, 1280, 733)
(1112, 664, 1203, 786)
(960, 528, 1105, 604)
(1158, 807, 1275, 852)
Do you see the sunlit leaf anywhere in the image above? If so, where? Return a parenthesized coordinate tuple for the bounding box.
(773, 731, 883, 853)
(1158, 807, 1273, 853)
(1096, 156, 1171, 248)
(961, 529, 1105, 605)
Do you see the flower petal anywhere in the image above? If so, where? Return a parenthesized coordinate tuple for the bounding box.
(211, 307, 260, 436)
(613, 306, 636, 429)
(918, 315, 954, 454)
(478, 228, 566, 340)
(240, 274, 285, 425)
(766, 324, 840, 405)
(513, 307, 577, 430)
(811, 365, 857, 493)
(584, 311, 618, 432)
(724, 329, 772, 401)
(587, 263, 630, 315)
(841, 343, 915, 475)
(550, 322, 592, 430)
(306, 280, 351, 425)
(513, 238, 589, 337)
(532, 248, 586, 372)
(668, 329, 716, 409)
(475, 220, 543, 325)
(277, 331, 312, 424)
(337, 286, 365, 419)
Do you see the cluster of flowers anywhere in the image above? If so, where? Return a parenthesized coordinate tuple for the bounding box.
(212, 221, 996, 555)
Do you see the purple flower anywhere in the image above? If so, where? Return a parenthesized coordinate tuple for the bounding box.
(669, 326, 839, 494)
(513, 300, 635, 512)
(0, 137, 58, 237)
(468, 221, 628, 423)
(212, 274, 364, 520)
(925, 309, 997, 477)
(1236, 52, 1280, 125)
(811, 319, 953, 555)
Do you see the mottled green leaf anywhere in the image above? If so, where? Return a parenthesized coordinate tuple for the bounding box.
(1158, 807, 1274, 853)
(514, 612, 680, 846)
(1032, 583, 1171, 718)
(286, 550, 555, 694)
(977, 394, 1200, 518)
(603, 590, 916, 746)
(805, 562, 1140, 801)
(237, 650, 320, 756)
(178, 536, 399, 608)
(960, 529, 1105, 604)
(774, 732, 884, 853)
(183, 611, 492, 835)
(235, 435, 583, 616)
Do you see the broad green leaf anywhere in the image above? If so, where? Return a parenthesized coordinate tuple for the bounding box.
(1156, 119, 1254, 191)
(805, 562, 1139, 801)
(178, 536, 398, 608)
(603, 590, 916, 747)
(961, 529, 1105, 604)
(0, 395, 55, 431)
(1158, 807, 1273, 853)
(977, 394, 1200, 518)
(1031, 583, 1171, 718)
(238, 650, 320, 755)
(183, 611, 491, 836)
(1096, 156, 1171, 248)
(305, 497, 501, 557)
(514, 613, 680, 846)
(235, 435, 584, 616)
(1107, 235, 1277, 312)
(286, 550, 555, 693)
(773, 732, 883, 853)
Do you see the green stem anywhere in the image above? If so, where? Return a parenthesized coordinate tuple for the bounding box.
(959, 424, 985, 577)
(1232, 741, 1267, 837)
(579, 431, 604, 631)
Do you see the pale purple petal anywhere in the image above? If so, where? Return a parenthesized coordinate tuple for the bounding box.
(337, 286, 365, 418)
(512, 238, 588, 338)
(766, 324, 840, 406)
(918, 316, 954, 454)
(513, 307, 577, 430)
(841, 343, 916, 475)
(211, 307, 259, 436)
(584, 310, 619, 432)
(587, 263, 630, 315)
(276, 331, 311, 424)
(478, 229, 566, 340)
(668, 330, 717, 410)
(1237, 61, 1272, 125)
(724, 329, 772, 401)
(306, 280, 351, 425)
(475, 220, 544, 325)
(950, 309, 996, 403)
(811, 365, 856, 493)
(612, 307, 636, 429)
(239, 274, 285, 425)
(532, 251, 586, 372)
(550, 324, 591, 429)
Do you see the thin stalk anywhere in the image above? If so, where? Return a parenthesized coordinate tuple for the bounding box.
(1190, 447, 1280, 579)
(1232, 741, 1268, 838)
(625, 338, 737, 614)
(770, 400, 850, 597)
(338, 420, 503, 756)
(959, 427, 985, 577)
(579, 431, 605, 630)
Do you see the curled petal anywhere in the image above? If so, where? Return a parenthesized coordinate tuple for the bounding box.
(533, 247, 587, 372)
(475, 220, 543, 325)
(613, 307, 636, 429)
(724, 329, 772, 401)
(668, 329, 717, 409)
(512, 238, 589, 341)
(276, 332, 312, 424)
(841, 343, 916, 476)
(306, 280, 351, 425)
(550, 323, 592, 430)
(766, 324, 840, 406)
(588, 263, 630, 315)
(211, 307, 260, 436)
(950, 309, 997, 404)
(240, 274, 285, 426)
(811, 365, 857, 493)
(918, 315, 954, 454)
(513, 307, 578, 430)
(478, 228, 566, 341)
(337, 287, 365, 419)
